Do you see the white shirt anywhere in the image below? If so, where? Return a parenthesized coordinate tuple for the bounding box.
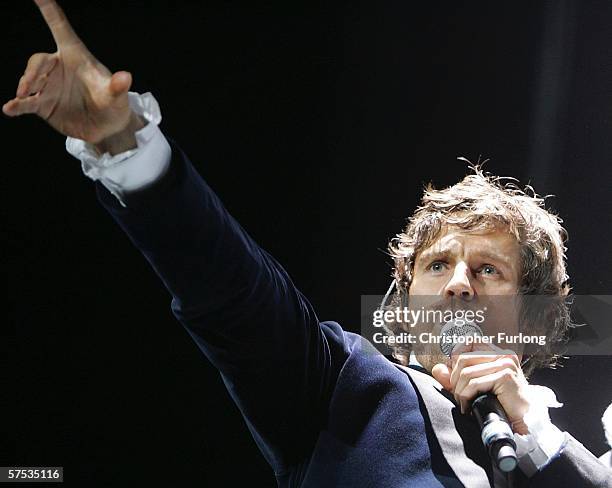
(66, 91, 568, 476)
(66, 92, 171, 206)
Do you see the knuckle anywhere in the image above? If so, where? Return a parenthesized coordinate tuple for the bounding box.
(458, 367, 470, 383)
(455, 353, 469, 368)
(500, 357, 517, 370)
(504, 351, 520, 364)
(458, 388, 474, 402)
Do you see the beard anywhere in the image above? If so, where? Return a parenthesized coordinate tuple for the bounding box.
(411, 326, 449, 372)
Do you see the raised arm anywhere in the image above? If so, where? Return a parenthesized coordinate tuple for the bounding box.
(94, 136, 345, 475)
(5, 1, 348, 477)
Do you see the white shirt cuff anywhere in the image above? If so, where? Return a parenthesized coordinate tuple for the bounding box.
(66, 91, 171, 207)
(515, 384, 568, 476)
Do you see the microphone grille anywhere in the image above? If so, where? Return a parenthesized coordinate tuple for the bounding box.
(439, 320, 483, 358)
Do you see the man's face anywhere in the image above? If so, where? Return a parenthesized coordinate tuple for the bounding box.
(407, 225, 522, 371)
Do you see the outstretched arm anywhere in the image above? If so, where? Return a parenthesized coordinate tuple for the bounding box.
(5, 1, 347, 476)
(94, 136, 343, 474)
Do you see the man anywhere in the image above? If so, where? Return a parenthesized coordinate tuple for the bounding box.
(4, 1, 612, 486)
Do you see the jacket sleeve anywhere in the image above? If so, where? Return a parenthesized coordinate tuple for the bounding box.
(529, 434, 612, 487)
(95, 137, 348, 475)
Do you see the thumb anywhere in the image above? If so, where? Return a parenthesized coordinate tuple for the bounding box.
(109, 71, 132, 96)
(431, 363, 452, 391)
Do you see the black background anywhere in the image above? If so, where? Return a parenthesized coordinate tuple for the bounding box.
(3, 1, 612, 486)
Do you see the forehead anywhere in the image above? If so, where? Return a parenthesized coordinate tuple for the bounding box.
(416, 225, 521, 268)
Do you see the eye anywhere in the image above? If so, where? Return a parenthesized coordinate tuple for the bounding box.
(427, 261, 448, 274)
(478, 264, 499, 276)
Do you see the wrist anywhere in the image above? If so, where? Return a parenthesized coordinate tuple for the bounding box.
(513, 384, 567, 474)
(94, 111, 146, 156)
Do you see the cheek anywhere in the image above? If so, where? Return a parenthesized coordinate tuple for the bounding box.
(408, 274, 425, 295)
(483, 280, 518, 294)
(409, 273, 441, 296)
(479, 296, 521, 334)
(483, 307, 520, 335)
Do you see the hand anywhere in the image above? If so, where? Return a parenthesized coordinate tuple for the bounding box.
(432, 343, 531, 435)
(3, 0, 142, 148)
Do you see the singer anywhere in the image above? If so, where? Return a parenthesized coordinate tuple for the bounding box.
(4, 1, 612, 487)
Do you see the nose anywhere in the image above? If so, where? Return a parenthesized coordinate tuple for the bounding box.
(444, 262, 474, 300)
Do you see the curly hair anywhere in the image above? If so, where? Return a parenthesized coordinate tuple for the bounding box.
(384, 162, 573, 377)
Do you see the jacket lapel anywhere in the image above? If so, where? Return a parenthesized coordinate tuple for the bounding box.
(395, 363, 495, 487)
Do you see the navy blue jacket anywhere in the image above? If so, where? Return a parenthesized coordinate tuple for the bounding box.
(96, 139, 612, 487)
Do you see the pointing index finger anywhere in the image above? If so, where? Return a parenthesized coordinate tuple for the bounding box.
(34, 0, 82, 47)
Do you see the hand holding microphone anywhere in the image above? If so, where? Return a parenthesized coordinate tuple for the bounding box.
(432, 320, 532, 472)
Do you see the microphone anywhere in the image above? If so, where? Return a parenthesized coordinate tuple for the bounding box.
(440, 319, 518, 473)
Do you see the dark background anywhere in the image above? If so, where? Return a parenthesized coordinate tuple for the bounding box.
(3, 0, 612, 486)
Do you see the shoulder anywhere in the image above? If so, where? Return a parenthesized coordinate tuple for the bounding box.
(319, 321, 418, 394)
(319, 321, 390, 366)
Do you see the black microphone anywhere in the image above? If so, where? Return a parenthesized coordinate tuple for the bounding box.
(440, 319, 518, 473)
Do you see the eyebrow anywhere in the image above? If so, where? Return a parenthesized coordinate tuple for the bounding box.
(416, 248, 514, 270)
(477, 251, 514, 269)
(416, 250, 450, 268)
